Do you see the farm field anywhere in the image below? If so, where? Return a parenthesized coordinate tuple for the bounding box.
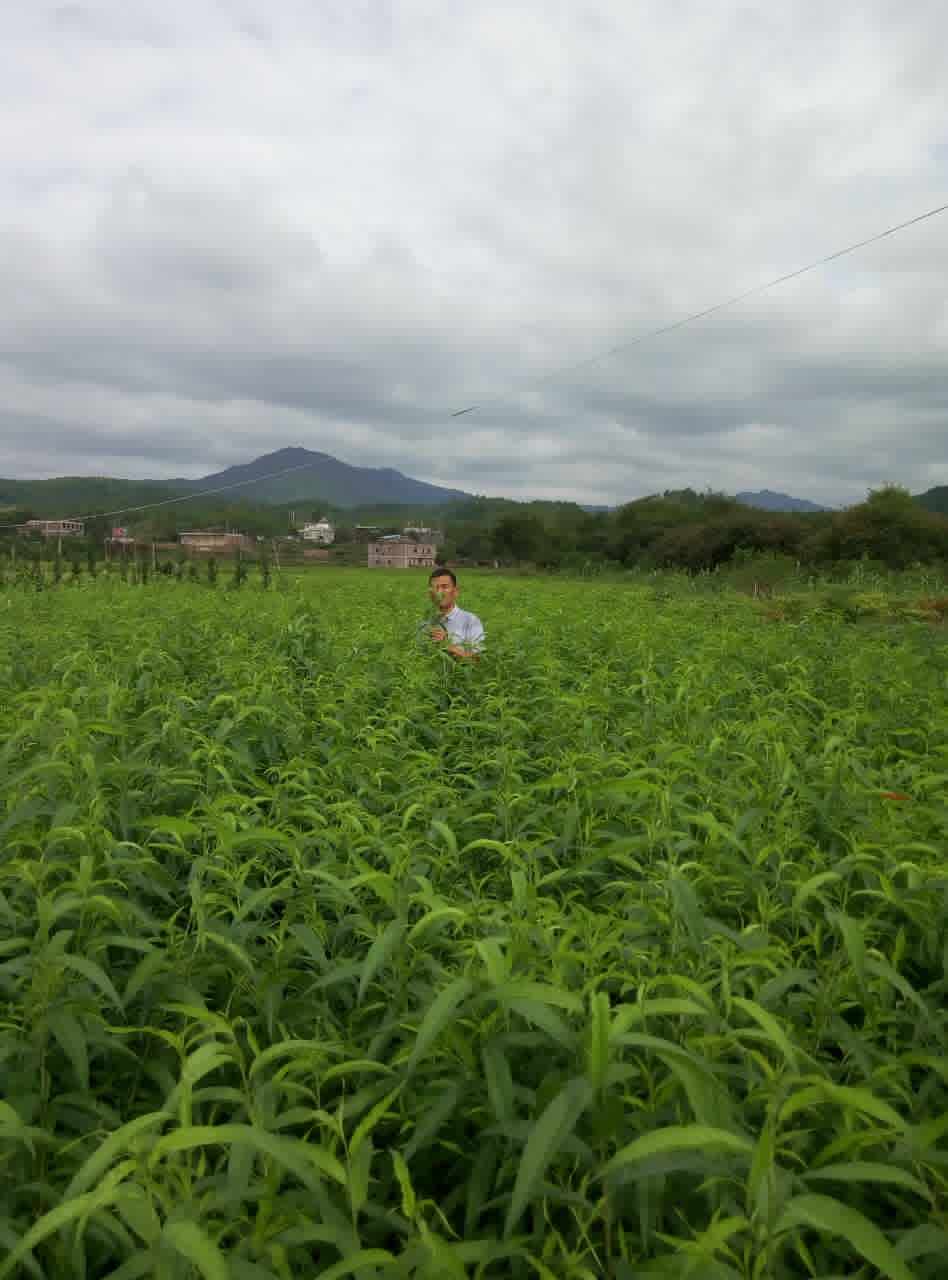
(1, 570, 946, 1279)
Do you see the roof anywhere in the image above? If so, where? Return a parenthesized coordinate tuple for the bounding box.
(372, 535, 436, 545)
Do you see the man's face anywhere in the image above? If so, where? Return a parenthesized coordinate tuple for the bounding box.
(429, 574, 458, 612)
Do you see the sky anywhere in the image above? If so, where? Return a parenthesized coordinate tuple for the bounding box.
(2, 1, 947, 507)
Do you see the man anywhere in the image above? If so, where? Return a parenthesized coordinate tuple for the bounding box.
(424, 568, 484, 660)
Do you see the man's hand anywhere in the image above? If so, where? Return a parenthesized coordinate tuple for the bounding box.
(430, 625, 448, 643)
(445, 643, 479, 661)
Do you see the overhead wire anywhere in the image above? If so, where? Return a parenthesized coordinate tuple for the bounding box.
(450, 200, 948, 416)
(3, 198, 946, 527)
(0, 455, 336, 529)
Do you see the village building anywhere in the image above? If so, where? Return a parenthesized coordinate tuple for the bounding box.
(301, 518, 334, 544)
(367, 536, 438, 568)
(402, 524, 444, 542)
(19, 518, 85, 538)
(178, 530, 252, 552)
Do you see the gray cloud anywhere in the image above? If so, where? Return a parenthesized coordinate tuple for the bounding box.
(1, 0, 947, 504)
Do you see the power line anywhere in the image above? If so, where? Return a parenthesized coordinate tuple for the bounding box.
(4, 198, 946, 528)
(450, 199, 948, 417)
(0, 456, 331, 529)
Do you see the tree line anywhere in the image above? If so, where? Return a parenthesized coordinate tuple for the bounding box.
(444, 485, 948, 572)
(4, 484, 946, 574)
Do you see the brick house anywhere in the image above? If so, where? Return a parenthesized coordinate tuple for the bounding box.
(367, 537, 438, 568)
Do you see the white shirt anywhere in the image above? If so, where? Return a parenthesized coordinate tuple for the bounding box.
(427, 604, 485, 652)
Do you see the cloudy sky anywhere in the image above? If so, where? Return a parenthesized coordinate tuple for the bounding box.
(2, 1, 947, 505)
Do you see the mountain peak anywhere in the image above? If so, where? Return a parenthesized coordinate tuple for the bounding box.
(189, 447, 470, 507)
(736, 489, 831, 513)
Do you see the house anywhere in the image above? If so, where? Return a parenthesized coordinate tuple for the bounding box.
(367, 537, 438, 568)
(301, 518, 334, 545)
(179, 530, 251, 552)
(20, 518, 84, 538)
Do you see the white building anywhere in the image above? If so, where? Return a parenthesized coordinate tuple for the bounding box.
(302, 518, 335, 545)
(402, 525, 443, 543)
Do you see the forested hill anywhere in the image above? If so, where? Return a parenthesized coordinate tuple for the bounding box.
(173, 447, 471, 506)
(0, 477, 186, 521)
(916, 486, 948, 515)
(0, 447, 470, 517)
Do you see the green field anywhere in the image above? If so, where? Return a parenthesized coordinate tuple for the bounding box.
(1, 571, 946, 1278)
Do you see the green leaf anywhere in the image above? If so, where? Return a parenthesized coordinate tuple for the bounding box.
(667, 874, 707, 944)
(507, 998, 576, 1049)
(65, 1112, 168, 1199)
(792, 871, 841, 912)
(163, 1220, 228, 1280)
(488, 981, 584, 1014)
(611, 998, 711, 1034)
(865, 956, 928, 1015)
(349, 1084, 402, 1157)
(60, 952, 124, 1010)
(781, 1082, 906, 1132)
(731, 997, 799, 1072)
(777, 1192, 917, 1280)
(504, 1077, 592, 1238)
(406, 977, 474, 1073)
(0, 1193, 103, 1280)
(149, 1124, 346, 1188)
(122, 949, 168, 1006)
(347, 1135, 373, 1217)
(803, 1162, 929, 1200)
(46, 1009, 89, 1091)
(603, 1125, 753, 1178)
(391, 1149, 416, 1221)
(829, 911, 867, 992)
(317, 1252, 396, 1280)
(358, 918, 406, 1004)
(482, 1041, 515, 1126)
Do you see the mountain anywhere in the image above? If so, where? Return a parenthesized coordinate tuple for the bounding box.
(735, 489, 831, 513)
(915, 486, 948, 516)
(177, 447, 471, 507)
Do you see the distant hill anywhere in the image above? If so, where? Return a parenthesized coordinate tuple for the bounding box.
(176, 447, 471, 507)
(915, 486, 948, 515)
(0, 476, 187, 520)
(735, 490, 831, 513)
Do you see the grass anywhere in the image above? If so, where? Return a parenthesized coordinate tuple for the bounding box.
(0, 569, 946, 1278)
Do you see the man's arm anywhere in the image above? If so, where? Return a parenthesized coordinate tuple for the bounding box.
(447, 616, 484, 661)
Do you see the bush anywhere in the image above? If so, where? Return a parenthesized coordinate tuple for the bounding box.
(723, 551, 799, 595)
